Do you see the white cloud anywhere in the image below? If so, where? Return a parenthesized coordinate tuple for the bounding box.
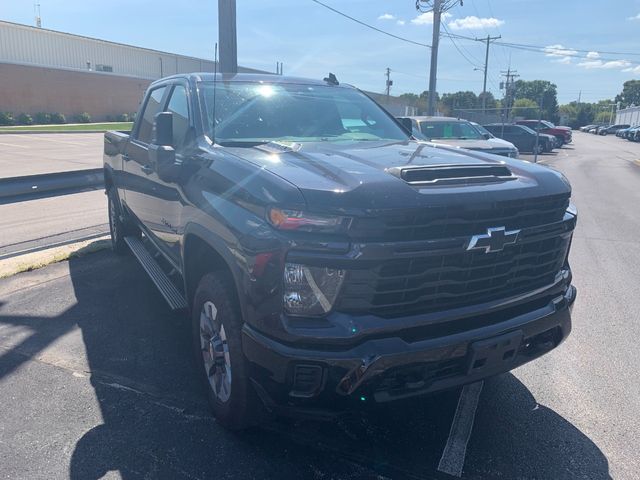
(544, 44, 578, 58)
(411, 11, 452, 25)
(586, 51, 600, 59)
(623, 65, 640, 74)
(628, 13, 640, 20)
(447, 16, 504, 30)
(578, 59, 632, 69)
(378, 13, 395, 20)
(554, 56, 572, 64)
(397, 19, 406, 26)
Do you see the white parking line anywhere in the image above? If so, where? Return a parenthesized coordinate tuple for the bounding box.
(437, 381, 484, 477)
(0, 142, 29, 148)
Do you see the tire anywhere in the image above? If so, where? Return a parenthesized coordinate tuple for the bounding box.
(107, 188, 139, 255)
(192, 272, 257, 430)
(555, 136, 565, 147)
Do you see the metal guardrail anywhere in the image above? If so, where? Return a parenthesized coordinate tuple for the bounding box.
(0, 168, 104, 200)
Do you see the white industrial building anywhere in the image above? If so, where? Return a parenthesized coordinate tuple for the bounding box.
(0, 19, 264, 79)
(616, 106, 640, 126)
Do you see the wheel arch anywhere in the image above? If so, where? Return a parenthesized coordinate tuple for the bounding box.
(182, 226, 244, 318)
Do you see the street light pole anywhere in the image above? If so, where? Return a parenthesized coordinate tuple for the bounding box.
(218, 0, 238, 74)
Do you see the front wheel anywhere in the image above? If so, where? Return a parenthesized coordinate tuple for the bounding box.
(192, 273, 257, 430)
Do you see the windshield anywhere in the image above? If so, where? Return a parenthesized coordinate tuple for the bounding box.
(541, 120, 555, 128)
(418, 120, 484, 140)
(471, 123, 494, 138)
(519, 125, 538, 135)
(199, 82, 409, 145)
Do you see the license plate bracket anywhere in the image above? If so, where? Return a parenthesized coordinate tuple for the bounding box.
(467, 330, 523, 375)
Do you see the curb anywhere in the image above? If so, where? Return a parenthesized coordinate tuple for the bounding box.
(0, 236, 111, 279)
(0, 169, 104, 200)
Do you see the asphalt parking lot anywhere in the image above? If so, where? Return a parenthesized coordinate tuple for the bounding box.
(0, 133, 103, 178)
(0, 132, 639, 479)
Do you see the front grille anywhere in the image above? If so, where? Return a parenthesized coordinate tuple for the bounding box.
(338, 235, 571, 318)
(351, 193, 569, 242)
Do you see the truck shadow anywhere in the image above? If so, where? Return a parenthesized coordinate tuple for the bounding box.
(0, 251, 611, 479)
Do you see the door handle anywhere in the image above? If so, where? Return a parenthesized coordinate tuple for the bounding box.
(122, 153, 131, 162)
(141, 164, 155, 175)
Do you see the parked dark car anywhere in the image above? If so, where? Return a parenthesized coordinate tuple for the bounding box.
(599, 124, 630, 135)
(626, 125, 640, 141)
(483, 124, 555, 154)
(104, 73, 577, 429)
(580, 124, 597, 132)
(516, 120, 572, 146)
(397, 116, 519, 158)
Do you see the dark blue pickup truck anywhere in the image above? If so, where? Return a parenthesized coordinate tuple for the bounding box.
(104, 73, 577, 429)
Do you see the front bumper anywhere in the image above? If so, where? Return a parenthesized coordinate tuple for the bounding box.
(243, 284, 576, 414)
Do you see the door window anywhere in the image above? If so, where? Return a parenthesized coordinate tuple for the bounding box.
(165, 85, 190, 150)
(136, 87, 167, 144)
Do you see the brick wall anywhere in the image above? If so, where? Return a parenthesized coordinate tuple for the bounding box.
(0, 62, 152, 121)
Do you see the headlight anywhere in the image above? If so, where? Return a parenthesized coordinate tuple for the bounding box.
(283, 263, 345, 316)
(567, 201, 577, 217)
(510, 149, 519, 158)
(268, 207, 351, 233)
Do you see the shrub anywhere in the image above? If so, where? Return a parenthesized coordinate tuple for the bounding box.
(34, 112, 52, 124)
(50, 112, 66, 124)
(17, 113, 34, 125)
(0, 112, 14, 126)
(116, 113, 129, 122)
(75, 112, 91, 123)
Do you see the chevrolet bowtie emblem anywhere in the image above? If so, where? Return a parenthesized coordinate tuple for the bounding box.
(467, 227, 520, 253)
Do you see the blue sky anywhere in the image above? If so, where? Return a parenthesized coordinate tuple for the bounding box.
(3, 0, 640, 104)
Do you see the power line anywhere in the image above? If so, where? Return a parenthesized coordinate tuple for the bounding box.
(309, 0, 431, 48)
(441, 23, 482, 69)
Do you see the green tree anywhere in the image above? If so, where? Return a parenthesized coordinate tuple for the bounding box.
(440, 91, 477, 115)
(512, 98, 539, 119)
(513, 80, 559, 123)
(476, 92, 498, 110)
(615, 80, 640, 108)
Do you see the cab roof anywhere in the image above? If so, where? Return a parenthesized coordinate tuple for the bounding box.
(151, 72, 353, 88)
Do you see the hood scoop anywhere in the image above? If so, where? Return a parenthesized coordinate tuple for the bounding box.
(388, 164, 515, 186)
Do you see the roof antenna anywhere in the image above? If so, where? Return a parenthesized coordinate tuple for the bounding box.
(212, 42, 218, 146)
(323, 73, 339, 85)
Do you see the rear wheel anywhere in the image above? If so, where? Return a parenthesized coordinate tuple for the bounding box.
(192, 273, 257, 430)
(107, 188, 138, 255)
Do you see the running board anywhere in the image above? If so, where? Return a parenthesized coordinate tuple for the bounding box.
(124, 236, 188, 311)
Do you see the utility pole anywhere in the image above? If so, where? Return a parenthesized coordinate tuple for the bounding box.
(385, 68, 393, 103)
(427, 0, 441, 116)
(34, 2, 42, 28)
(416, 0, 463, 116)
(475, 35, 501, 113)
(218, 0, 238, 74)
(500, 68, 519, 121)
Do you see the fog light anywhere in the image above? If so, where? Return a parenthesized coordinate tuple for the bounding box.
(284, 263, 345, 316)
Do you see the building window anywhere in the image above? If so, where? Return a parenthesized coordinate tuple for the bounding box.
(96, 64, 113, 72)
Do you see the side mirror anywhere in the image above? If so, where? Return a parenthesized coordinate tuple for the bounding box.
(153, 112, 174, 146)
(482, 133, 491, 140)
(149, 112, 179, 182)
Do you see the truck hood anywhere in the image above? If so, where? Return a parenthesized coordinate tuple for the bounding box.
(222, 140, 570, 212)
